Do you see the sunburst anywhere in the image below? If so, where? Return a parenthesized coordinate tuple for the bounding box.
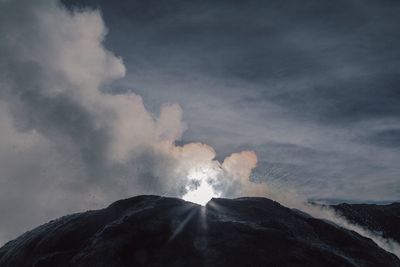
(182, 164, 221, 206)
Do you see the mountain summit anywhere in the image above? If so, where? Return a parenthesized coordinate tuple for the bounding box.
(0, 195, 399, 267)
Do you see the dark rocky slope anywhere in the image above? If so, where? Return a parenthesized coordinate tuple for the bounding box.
(332, 202, 400, 243)
(0, 196, 399, 267)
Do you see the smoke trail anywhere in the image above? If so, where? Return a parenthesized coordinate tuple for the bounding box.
(309, 204, 400, 258)
(262, 186, 400, 258)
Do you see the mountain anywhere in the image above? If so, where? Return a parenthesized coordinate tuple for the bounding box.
(0, 195, 399, 267)
(332, 202, 400, 243)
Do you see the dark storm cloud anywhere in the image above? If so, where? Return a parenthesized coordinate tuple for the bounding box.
(64, 0, 400, 123)
(60, 0, 400, 202)
(267, 72, 400, 123)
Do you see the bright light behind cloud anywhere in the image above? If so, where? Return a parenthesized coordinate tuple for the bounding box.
(182, 164, 221, 205)
(0, 0, 266, 245)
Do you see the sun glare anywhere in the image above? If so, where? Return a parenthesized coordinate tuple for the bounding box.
(182, 165, 220, 206)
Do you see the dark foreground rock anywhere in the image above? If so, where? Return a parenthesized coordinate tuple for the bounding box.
(332, 202, 400, 243)
(0, 196, 399, 267)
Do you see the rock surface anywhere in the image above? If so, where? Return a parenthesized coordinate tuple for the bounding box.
(0, 195, 399, 267)
(332, 202, 400, 243)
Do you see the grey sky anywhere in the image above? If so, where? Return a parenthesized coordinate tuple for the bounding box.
(64, 0, 400, 200)
(0, 0, 399, 246)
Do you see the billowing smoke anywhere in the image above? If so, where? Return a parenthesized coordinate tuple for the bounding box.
(0, 0, 398, 260)
(0, 0, 265, 243)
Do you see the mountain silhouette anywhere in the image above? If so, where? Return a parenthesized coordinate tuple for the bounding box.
(0, 195, 399, 267)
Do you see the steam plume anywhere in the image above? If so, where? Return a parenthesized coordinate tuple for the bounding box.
(0, 1, 398, 260)
(0, 0, 264, 243)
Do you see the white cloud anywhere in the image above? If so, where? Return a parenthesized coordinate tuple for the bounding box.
(0, 0, 264, 244)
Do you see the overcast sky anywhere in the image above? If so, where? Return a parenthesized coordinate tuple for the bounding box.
(63, 0, 400, 199)
(0, 0, 399, 245)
